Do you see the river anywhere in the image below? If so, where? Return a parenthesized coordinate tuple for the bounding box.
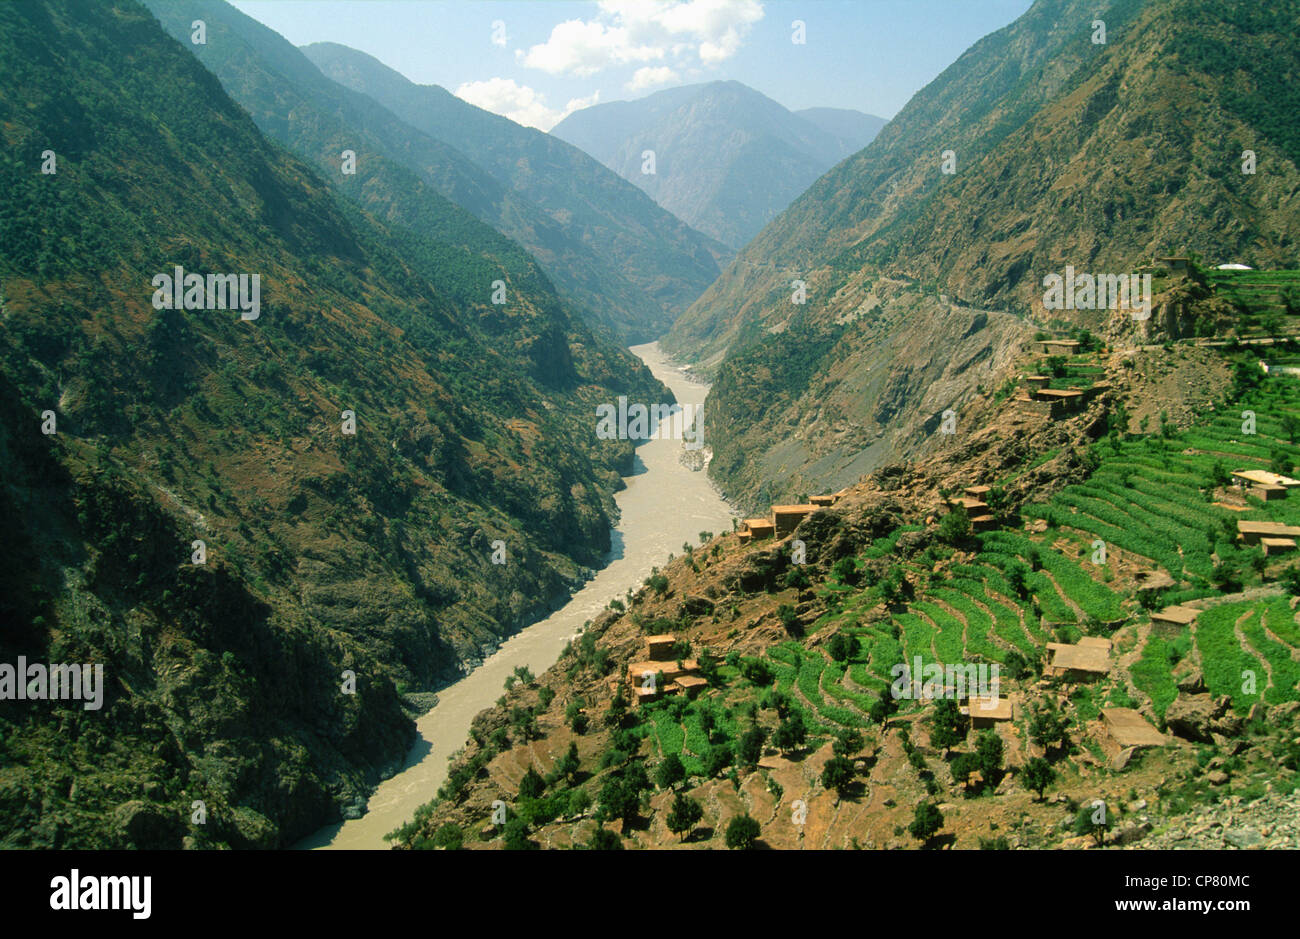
(298, 342, 735, 849)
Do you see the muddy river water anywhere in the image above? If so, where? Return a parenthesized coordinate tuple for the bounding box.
(299, 342, 735, 849)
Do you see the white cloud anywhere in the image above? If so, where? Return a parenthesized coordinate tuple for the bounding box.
(520, 0, 763, 78)
(626, 66, 679, 91)
(454, 78, 600, 131)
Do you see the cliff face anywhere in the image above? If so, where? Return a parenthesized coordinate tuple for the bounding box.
(664, 0, 1300, 511)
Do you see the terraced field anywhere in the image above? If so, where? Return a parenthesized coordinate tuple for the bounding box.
(661, 366, 1300, 750)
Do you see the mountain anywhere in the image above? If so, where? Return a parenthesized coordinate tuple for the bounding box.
(0, 0, 664, 847)
(388, 328, 1300, 852)
(663, 0, 1300, 512)
(143, 4, 724, 346)
(794, 107, 888, 156)
(292, 38, 727, 344)
(551, 81, 887, 250)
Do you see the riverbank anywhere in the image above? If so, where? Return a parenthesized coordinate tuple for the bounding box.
(297, 342, 735, 849)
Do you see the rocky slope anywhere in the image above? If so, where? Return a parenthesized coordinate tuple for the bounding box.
(663, 0, 1300, 512)
(391, 330, 1300, 851)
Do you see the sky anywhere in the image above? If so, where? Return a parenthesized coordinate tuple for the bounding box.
(228, 0, 1034, 130)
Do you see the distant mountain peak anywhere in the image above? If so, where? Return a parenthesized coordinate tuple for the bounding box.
(551, 80, 886, 250)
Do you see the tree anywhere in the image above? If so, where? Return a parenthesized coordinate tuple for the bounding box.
(929, 698, 966, 753)
(656, 753, 686, 790)
(666, 792, 704, 842)
(831, 727, 863, 758)
(821, 756, 856, 796)
(431, 822, 463, 850)
(555, 742, 581, 784)
(738, 726, 766, 767)
(939, 505, 971, 544)
(1271, 448, 1294, 476)
(587, 826, 623, 850)
(826, 630, 861, 662)
(566, 700, 589, 735)
(880, 567, 907, 606)
(975, 729, 1004, 784)
(832, 556, 861, 586)
(778, 603, 802, 637)
(725, 814, 761, 849)
(950, 752, 982, 790)
(502, 817, 536, 850)
(773, 712, 807, 754)
(1283, 414, 1300, 446)
(1022, 756, 1056, 801)
(598, 777, 640, 827)
(1028, 702, 1071, 755)
(908, 803, 944, 846)
(604, 690, 629, 729)
(518, 765, 546, 800)
(703, 743, 733, 779)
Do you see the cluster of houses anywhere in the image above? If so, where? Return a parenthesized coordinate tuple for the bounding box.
(1013, 342, 1111, 418)
(737, 490, 847, 543)
(624, 634, 707, 707)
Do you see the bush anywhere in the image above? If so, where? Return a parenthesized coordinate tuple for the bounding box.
(725, 814, 761, 849)
(738, 726, 766, 766)
(826, 630, 861, 662)
(656, 753, 686, 790)
(821, 756, 856, 795)
(431, 822, 463, 850)
(908, 803, 944, 846)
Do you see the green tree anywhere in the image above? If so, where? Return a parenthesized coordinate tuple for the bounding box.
(666, 792, 704, 842)
(1028, 702, 1071, 755)
(725, 814, 761, 849)
(939, 505, 971, 544)
(831, 727, 863, 758)
(502, 817, 536, 850)
(773, 712, 807, 754)
(587, 826, 623, 850)
(597, 777, 640, 827)
(929, 698, 966, 753)
(908, 803, 944, 846)
(821, 756, 856, 796)
(431, 822, 463, 850)
(656, 753, 686, 790)
(738, 726, 766, 767)
(518, 765, 546, 800)
(703, 743, 734, 778)
(975, 729, 1004, 783)
(826, 630, 861, 662)
(1022, 756, 1056, 801)
(555, 742, 581, 784)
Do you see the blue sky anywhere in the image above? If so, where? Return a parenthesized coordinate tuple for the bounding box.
(229, 1, 1033, 130)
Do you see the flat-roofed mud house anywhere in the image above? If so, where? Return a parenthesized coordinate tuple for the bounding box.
(772, 504, 817, 536)
(1044, 637, 1111, 680)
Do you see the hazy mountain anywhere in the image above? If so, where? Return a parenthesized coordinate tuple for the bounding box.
(143, 3, 723, 346)
(551, 81, 886, 250)
(0, 0, 663, 847)
(794, 107, 888, 157)
(663, 0, 1300, 511)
